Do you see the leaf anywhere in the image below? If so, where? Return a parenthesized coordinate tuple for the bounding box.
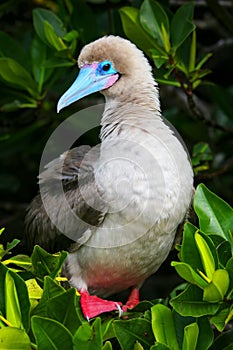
(73, 317, 102, 350)
(226, 257, 233, 295)
(211, 306, 232, 331)
(47, 288, 81, 334)
(195, 232, 216, 280)
(5, 269, 30, 331)
(31, 245, 67, 279)
(119, 7, 164, 56)
(182, 322, 199, 350)
(140, 0, 169, 47)
(208, 329, 233, 350)
(171, 2, 195, 50)
(33, 8, 66, 46)
(180, 223, 203, 271)
(170, 284, 219, 317)
(3, 254, 31, 270)
(0, 31, 30, 70)
(0, 327, 30, 350)
(114, 318, 154, 350)
(32, 316, 73, 350)
(44, 20, 67, 51)
(194, 184, 233, 252)
(30, 35, 54, 93)
(151, 304, 179, 350)
(32, 276, 65, 317)
(203, 269, 230, 302)
(171, 261, 208, 288)
(196, 317, 214, 350)
(102, 341, 113, 350)
(189, 30, 196, 72)
(0, 57, 38, 97)
(161, 23, 171, 53)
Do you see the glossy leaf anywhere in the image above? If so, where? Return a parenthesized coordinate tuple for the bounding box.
(196, 317, 214, 350)
(102, 341, 113, 350)
(140, 0, 169, 46)
(225, 257, 233, 295)
(47, 288, 81, 334)
(171, 2, 195, 50)
(180, 223, 203, 271)
(73, 317, 102, 350)
(151, 304, 179, 350)
(31, 245, 67, 279)
(114, 318, 154, 350)
(0, 327, 30, 350)
(30, 35, 54, 93)
(211, 306, 232, 331)
(170, 284, 219, 317)
(119, 7, 164, 56)
(0, 31, 30, 69)
(5, 269, 30, 331)
(0, 57, 38, 96)
(189, 30, 196, 72)
(32, 316, 73, 350)
(182, 322, 199, 350)
(33, 8, 66, 46)
(203, 269, 230, 302)
(195, 232, 215, 280)
(44, 20, 67, 51)
(171, 261, 208, 288)
(194, 184, 233, 251)
(208, 329, 233, 350)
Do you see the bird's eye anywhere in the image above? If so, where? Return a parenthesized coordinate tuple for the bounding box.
(102, 63, 111, 72)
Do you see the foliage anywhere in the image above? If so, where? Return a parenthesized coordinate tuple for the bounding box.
(0, 1, 233, 349)
(1, 184, 233, 349)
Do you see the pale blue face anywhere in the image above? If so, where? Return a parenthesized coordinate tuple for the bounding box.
(57, 60, 120, 113)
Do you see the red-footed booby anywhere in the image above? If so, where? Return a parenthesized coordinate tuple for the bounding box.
(25, 36, 193, 319)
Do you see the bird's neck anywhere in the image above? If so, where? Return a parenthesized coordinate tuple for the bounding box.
(100, 82, 162, 141)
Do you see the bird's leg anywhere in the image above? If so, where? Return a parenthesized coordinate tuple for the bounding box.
(79, 289, 123, 320)
(122, 288, 140, 312)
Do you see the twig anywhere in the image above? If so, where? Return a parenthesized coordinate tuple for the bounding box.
(196, 156, 233, 180)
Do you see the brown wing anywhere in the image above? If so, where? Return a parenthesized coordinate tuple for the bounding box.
(24, 145, 107, 253)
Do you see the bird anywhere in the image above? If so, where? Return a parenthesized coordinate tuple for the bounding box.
(25, 35, 194, 319)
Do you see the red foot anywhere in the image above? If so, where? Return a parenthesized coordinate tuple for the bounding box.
(122, 288, 140, 312)
(80, 290, 123, 319)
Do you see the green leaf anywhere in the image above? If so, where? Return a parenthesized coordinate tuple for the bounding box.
(180, 223, 203, 271)
(211, 306, 232, 331)
(194, 184, 233, 252)
(161, 23, 171, 53)
(170, 284, 219, 317)
(0, 327, 30, 350)
(30, 35, 54, 93)
(203, 269, 230, 302)
(32, 276, 65, 317)
(114, 318, 154, 350)
(0, 57, 38, 97)
(196, 317, 214, 350)
(5, 269, 30, 331)
(195, 232, 216, 280)
(102, 341, 113, 350)
(47, 288, 81, 334)
(171, 2, 195, 50)
(182, 322, 199, 350)
(44, 20, 67, 51)
(74, 317, 102, 350)
(171, 261, 208, 288)
(119, 7, 164, 56)
(33, 8, 66, 47)
(32, 316, 73, 350)
(208, 329, 233, 350)
(0, 31, 30, 70)
(226, 257, 233, 296)
(140, 0, 169, 47)
(151, 304, 179, 350)
(31, 245, 67, 280)
(3, 254, 31, 270)
(189, 30, 196, 72)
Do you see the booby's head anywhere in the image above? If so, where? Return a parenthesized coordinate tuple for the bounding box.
(57, 36, 156, 112)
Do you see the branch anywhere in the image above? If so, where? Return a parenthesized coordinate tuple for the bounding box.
(196, 156, 233, 180)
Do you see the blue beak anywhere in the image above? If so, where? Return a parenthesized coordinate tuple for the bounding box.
(57, 64, 119, 113)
